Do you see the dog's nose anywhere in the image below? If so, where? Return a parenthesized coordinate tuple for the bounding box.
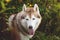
(29, 26, 32, 29)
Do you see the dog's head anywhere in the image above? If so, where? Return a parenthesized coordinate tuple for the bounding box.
(17, 4, 42, 36)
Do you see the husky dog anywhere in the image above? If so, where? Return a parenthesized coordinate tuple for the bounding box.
(9, 4, 42, 40)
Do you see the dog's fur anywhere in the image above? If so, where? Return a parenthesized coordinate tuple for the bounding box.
(8, 4, 42, 40)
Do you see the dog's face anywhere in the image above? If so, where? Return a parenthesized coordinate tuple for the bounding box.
(18, 4, 42, 36)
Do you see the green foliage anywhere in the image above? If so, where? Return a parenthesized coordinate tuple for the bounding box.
(31, 31, 60, 40)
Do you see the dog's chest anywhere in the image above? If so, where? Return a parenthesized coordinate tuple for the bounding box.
(20, 32, 33, 40)
(20, 33, 29, 40)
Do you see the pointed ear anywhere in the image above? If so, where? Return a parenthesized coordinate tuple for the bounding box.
(22, 4, 26, 11)
(34, 4, 40, 14)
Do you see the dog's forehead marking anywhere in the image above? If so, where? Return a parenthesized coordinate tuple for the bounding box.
(24, 7, 40, 18)
(25, 7, 34, 18)
(25, 7, 34, 13)
(21, 7, 40, 19)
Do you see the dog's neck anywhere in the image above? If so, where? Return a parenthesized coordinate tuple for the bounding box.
(20, 32, 33, 40)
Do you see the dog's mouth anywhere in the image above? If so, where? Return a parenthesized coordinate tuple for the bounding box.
(28, 29, 34, 35)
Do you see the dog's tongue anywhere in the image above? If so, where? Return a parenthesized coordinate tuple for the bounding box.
(28, 29, 34, 35)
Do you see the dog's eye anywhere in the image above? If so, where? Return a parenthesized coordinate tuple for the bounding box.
(26, 19, 29, 20)
(21, 16, 25, 19)
(32, 18, 35, 20)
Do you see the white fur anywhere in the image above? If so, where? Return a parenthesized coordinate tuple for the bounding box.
(20, 32, 33, 40)
(34, 4, 40, 14)
(22, 4, 26, 11)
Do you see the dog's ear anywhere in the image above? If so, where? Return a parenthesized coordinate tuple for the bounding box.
(22, 4, 26, 11)
(34, 4, 39, 14)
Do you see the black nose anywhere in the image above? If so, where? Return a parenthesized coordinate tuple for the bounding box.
(29, 26, 32, 29)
